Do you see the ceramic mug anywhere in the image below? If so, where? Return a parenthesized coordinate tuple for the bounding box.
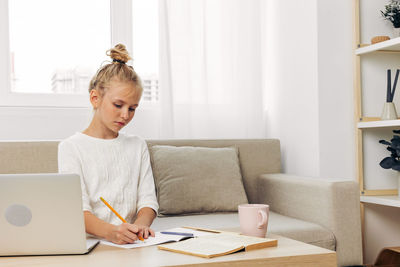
(238, 204, 269, 238)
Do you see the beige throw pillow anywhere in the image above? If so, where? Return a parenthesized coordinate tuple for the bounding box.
(149, 145, 248, 215)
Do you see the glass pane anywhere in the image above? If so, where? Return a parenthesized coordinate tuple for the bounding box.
(132, 0, 159, 102)
(9, 0, 110, 94)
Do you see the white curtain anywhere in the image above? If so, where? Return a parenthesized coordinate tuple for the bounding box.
(159, 0, 266, 139)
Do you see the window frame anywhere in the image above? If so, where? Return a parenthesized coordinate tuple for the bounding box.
(0, 0, 147, 108)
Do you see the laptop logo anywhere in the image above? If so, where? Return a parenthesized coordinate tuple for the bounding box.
(5, 204, 32, 227)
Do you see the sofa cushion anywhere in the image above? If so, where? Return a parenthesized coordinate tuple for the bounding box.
(267, 212, 336, 251)
(149, 145, 248, 215)
(151, 211, 336, 251)
(0, 141, 59, 174)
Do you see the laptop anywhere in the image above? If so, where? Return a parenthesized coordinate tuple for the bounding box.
(0, 173, 99, 256)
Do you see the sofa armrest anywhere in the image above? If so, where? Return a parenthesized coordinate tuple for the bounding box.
(257, 173, 362, 266)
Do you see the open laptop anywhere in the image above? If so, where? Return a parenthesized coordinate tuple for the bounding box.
(0, 173, 99, 256)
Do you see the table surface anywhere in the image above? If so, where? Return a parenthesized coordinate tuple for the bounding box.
(0, 232, 337, 267)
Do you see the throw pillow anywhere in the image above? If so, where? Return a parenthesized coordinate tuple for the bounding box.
(149, 145, 248, 215)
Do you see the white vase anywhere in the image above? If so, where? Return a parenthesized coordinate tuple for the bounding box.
(393, 27, 400, 38)
(381, 102, 398, 120)
(398, 173, 400, 198)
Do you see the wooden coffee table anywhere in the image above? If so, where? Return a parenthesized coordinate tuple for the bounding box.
(1, 233, 336, 267)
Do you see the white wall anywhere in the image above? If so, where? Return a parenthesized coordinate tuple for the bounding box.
(263, 0, 355, 180)
(317, 0, 355, 180)
(264, 0, 320, 177)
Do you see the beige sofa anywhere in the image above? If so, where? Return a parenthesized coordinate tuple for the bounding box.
(0, 139, 362, 266)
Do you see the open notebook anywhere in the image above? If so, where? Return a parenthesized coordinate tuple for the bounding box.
(158, 232, 278, 258)
(100, 227, 215, 249)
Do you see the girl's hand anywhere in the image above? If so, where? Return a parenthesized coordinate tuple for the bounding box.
(106, 223, 141, 245)
(134, 224, 155, 239)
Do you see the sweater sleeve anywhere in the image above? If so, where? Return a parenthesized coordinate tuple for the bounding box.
(58, 140, 93, 212)
(136, 141, 159, 215)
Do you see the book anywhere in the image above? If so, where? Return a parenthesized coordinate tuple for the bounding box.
(157, 231, 278, 258)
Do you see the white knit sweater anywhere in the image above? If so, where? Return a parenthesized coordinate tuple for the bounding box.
(58, 132, 159, 225)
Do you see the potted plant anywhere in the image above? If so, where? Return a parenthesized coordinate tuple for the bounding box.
(381, 0, 400, 37)
(379, 129, 400, 196)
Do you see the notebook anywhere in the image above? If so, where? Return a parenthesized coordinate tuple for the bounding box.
(158, 231, 278, 258)
(100, 227, 215, 249)
(0, 173, 99, 256)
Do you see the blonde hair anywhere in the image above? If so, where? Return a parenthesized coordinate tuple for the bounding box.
(89, 44, 143, 98)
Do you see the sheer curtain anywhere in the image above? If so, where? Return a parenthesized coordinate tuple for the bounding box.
(159, 0, 266, 139)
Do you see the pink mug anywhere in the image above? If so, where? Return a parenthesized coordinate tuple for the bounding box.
(238, 204, 269, 238)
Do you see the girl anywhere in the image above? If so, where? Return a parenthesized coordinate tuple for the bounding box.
(58, 44, 158, 245)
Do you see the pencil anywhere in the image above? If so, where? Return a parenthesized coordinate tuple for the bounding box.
(99, 196, 144, 241)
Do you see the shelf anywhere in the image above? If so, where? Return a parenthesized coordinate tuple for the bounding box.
(358, 119, 400, 129)
(361, 195, 400, 208)
(355, 37, 400, 55)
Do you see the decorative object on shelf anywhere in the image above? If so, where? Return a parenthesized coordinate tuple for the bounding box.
(382, 102, 397, 120)
(371, 36, 391, 44)
(381, 0, 400, 37)
(395, 27, 400, 37)
(379, 129, 400, 197)
(381, 69, 400, 120)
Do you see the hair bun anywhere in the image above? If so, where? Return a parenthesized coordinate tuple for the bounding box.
(107, 43, 131, 64)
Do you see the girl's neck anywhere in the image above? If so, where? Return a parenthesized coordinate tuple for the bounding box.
(83, 120, 118, 140)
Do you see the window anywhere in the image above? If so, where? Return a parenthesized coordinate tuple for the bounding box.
(0, 0, 159, 107)
(9, 0, 110, 95)
(132, 0, 159, 103)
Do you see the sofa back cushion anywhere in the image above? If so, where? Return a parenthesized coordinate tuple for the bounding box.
(0, 141, 58, 174)
(0, 139, 281, 204)
(149, 145, 248, 215)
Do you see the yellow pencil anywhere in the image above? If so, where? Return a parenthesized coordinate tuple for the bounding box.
(99, 196, 144, 241)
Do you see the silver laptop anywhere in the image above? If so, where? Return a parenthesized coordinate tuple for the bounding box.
(0, 173, 99, 256)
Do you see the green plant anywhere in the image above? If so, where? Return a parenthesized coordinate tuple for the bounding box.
(379, 129, 400, 170)
(381, 0, 400, 28)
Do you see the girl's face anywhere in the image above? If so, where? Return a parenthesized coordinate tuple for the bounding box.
(91, 79, 140, 137)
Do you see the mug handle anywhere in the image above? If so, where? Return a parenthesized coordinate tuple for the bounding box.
(257, 210, 268, 229)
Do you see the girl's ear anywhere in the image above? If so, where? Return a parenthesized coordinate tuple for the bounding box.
(89, 89, 101, 109)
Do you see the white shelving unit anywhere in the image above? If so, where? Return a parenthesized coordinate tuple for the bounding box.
(360, 195, 400, 208)
(358, 119, 400, 129)
(354, 0, 400, 203)
(354, 1, 400, 262)
(356, 37, 400, 55)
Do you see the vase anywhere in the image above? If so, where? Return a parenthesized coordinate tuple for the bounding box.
(381, 102, 398, 120)
(393, 27, 400, 38)
(398, 173, 400, 198)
